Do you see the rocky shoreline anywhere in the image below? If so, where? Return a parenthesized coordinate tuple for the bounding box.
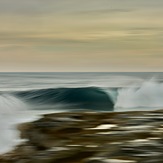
(1, 109, 163, 163)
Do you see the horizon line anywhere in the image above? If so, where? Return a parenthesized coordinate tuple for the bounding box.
(0, 71, 163, 73)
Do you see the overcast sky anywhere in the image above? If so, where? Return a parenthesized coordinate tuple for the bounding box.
(0, 0, 163, 72)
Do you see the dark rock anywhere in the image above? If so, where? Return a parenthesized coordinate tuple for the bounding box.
(1, 109, 163, 162)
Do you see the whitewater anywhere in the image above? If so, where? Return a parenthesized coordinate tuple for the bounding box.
(0, 72, 163, 154)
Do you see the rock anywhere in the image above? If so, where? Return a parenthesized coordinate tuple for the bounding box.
(1, 109, 163, 162)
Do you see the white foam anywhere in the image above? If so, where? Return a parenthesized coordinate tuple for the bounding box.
(104, 159, 136, 163)
(0, 94, 27, 154)
(0, 94, 42, 154)
(0, 94, 65, 154)
(88, 124, 117, 130)
(115, 80, 163, 109)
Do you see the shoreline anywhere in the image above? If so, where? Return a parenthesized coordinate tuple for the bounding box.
(1, 109, 163, 163)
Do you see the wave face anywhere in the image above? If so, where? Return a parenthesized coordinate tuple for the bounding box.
(4, 80, 163, 111)
(1, 80, 163, 112)
(14, 87, 114, 111)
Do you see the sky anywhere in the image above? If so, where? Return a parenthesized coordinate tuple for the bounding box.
(0, 0, 163, 72)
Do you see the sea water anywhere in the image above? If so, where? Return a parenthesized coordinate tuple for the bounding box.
(0, 72, 163, 154)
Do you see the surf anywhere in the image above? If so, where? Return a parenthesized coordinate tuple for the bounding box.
(1, 80, 163, 154)
(14, 87, 114, 111)
(0, 94, 28, 154)
(115, 80, 163, 109)
(1, 80, 163, 112)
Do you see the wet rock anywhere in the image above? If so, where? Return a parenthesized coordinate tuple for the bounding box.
(1, 109, 163, 162)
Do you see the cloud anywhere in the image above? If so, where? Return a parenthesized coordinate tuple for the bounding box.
(74, 8, 133, 16)
(0, 0, 162, 17)
(0, 0, 60, 16)
(0, 31, 90, 49)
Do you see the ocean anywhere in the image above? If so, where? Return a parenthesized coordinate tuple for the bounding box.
(0, 72, 163, 154)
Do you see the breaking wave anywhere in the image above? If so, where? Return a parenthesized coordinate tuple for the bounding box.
(14, 87, 114, 111)
(1, 80, 163, 154)
(0, 80, 163, 112)
(115, 80, 163, 109)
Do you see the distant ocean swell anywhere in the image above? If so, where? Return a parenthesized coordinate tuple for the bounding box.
(0, 80, 163, 112)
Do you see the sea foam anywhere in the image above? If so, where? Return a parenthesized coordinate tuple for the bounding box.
(115, 80, 163, 109)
